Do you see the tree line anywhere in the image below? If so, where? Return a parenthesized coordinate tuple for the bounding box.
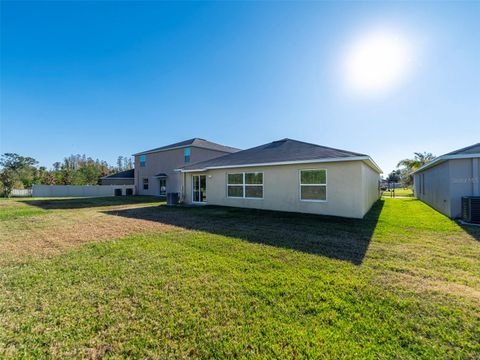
(0, 153, 133, 196)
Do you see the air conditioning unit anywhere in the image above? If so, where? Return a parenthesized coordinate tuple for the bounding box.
(462, 196, 480, 224)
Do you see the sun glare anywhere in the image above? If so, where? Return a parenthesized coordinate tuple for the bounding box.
(343, 29, 413, 96)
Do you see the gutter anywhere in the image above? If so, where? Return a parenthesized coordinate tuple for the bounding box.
(176, 156, 382, 174)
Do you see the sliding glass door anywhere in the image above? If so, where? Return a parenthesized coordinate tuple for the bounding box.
(192, 175, 207, 203)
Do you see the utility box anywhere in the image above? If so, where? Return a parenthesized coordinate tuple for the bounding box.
(167, 192, 179, 206)
(462, 196, 480, 224)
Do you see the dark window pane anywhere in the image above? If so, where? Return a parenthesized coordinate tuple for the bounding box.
(228, 186, 243, 197)
(245, 172, 263, 184)
(228, 174, 243, 185)
(301, 170, 326, 184)
(301, 185, 326, 200)
(245, 186, 263, 198)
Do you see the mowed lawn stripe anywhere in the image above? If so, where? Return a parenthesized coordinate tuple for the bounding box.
(0, 197, 479, 358)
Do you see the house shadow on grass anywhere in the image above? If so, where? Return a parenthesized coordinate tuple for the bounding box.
(102, 200, 385, 265)
(459, 223, 480, 242)
(22, 196, 162, 210)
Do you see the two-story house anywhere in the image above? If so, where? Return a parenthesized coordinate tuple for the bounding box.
(133, 138, 240, 197)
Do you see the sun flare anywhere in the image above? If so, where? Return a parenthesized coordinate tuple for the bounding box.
(343, 29, 413, 96)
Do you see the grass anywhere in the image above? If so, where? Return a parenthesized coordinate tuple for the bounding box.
(382, 188, 414, 197)
(0, 196, 479, 358)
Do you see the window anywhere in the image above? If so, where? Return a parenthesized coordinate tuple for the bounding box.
(227, 172, 263, 199)
(159, 178, 166, 196)
(143, 178, 149, 190)
(300, 170, 326, 201)
(140, 155, 146, 167)
(184, 147, 191, 163)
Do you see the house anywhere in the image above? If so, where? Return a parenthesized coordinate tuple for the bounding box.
(133, 138, 240, 197)
(178, 139, 382, 219)
(413, 143, 480, 218)
(101, 169, 135, 185)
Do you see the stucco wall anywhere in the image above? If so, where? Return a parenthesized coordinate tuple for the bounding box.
(361, 163, 381, 215)
(414, 161, 451, 217)
(414, 157, 480, 218)
(449, 158, 479, 218)
(134, 147, 231, 196)
(184, 161, 378, 219)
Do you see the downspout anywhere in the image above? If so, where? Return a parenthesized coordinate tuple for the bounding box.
(473, 158, 479, 196)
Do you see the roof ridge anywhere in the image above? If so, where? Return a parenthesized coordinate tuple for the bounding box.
(443, 142, 480, 156)
(278, 138, 367, 156)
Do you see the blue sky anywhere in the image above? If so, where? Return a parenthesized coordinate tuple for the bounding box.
(1, 1, 479, 174)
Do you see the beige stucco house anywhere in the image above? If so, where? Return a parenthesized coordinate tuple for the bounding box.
(178, 139, 382, 219)
(132, 138, 240, 197)
(413, 143, 480, 218)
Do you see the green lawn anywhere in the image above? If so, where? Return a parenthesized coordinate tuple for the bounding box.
(382, 188, 414, 197)
(0, 196, 479, 358)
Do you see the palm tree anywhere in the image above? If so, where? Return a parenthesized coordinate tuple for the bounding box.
(396, 152, 436, 187)
(397, 152, 436, 172)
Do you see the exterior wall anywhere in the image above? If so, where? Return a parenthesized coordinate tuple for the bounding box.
(184, 161, 379, 219)
(134, 147, 231, 196)
(32, 184, 136, 197)
(449, 158, 480, 218)
(414, 161, 451, 217)
(101, 178, 135, 186)
(361, 163, 381, 215)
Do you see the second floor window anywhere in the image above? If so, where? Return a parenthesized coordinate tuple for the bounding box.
(140, 155, 146, 167)
(184, 147, 191, 163)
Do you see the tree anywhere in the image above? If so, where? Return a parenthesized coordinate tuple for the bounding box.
(386, 170, 401, 183)
(0, 169, 16, 197)
(117, 156, 124, 171)
(397, 152, 436, 187)
(397, 152, 436, 172)
(0, 153, 38, 196)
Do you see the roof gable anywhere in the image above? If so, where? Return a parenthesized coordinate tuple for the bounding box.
(133, 138, 240, 156)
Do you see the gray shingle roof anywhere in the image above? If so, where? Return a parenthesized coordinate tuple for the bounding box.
(444, 143, 480, 156)
(102, 169, 134, 179)
(133, 138, 240, 156)
(180, 138, 369, 171)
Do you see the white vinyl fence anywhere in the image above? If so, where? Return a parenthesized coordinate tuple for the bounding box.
(32, 184, 136, 198)
(11, 189, 33, 197)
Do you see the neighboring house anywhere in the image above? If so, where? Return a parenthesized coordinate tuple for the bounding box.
(133, 138, 240, 197)
(101, 169, 135, 185)
(413, 143, 480, 218)
(178, 138, 382, 219)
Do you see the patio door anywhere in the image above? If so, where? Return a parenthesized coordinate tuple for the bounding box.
(192, 175, 207, 203)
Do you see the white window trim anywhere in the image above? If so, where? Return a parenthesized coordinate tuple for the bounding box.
(192, 174, 207, 204)
(159, 178, 167, 196)
(227, 172, 264, 200)
(299, 169, 327, 202)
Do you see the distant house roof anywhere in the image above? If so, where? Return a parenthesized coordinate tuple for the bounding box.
(101, 169, 134, 179)
(413, 143, 480, 174)
(133, 138, 240, 156)
(179, 138, 382, 173)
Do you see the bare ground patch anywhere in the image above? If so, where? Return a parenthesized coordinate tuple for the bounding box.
(0, 202, 182, 266)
